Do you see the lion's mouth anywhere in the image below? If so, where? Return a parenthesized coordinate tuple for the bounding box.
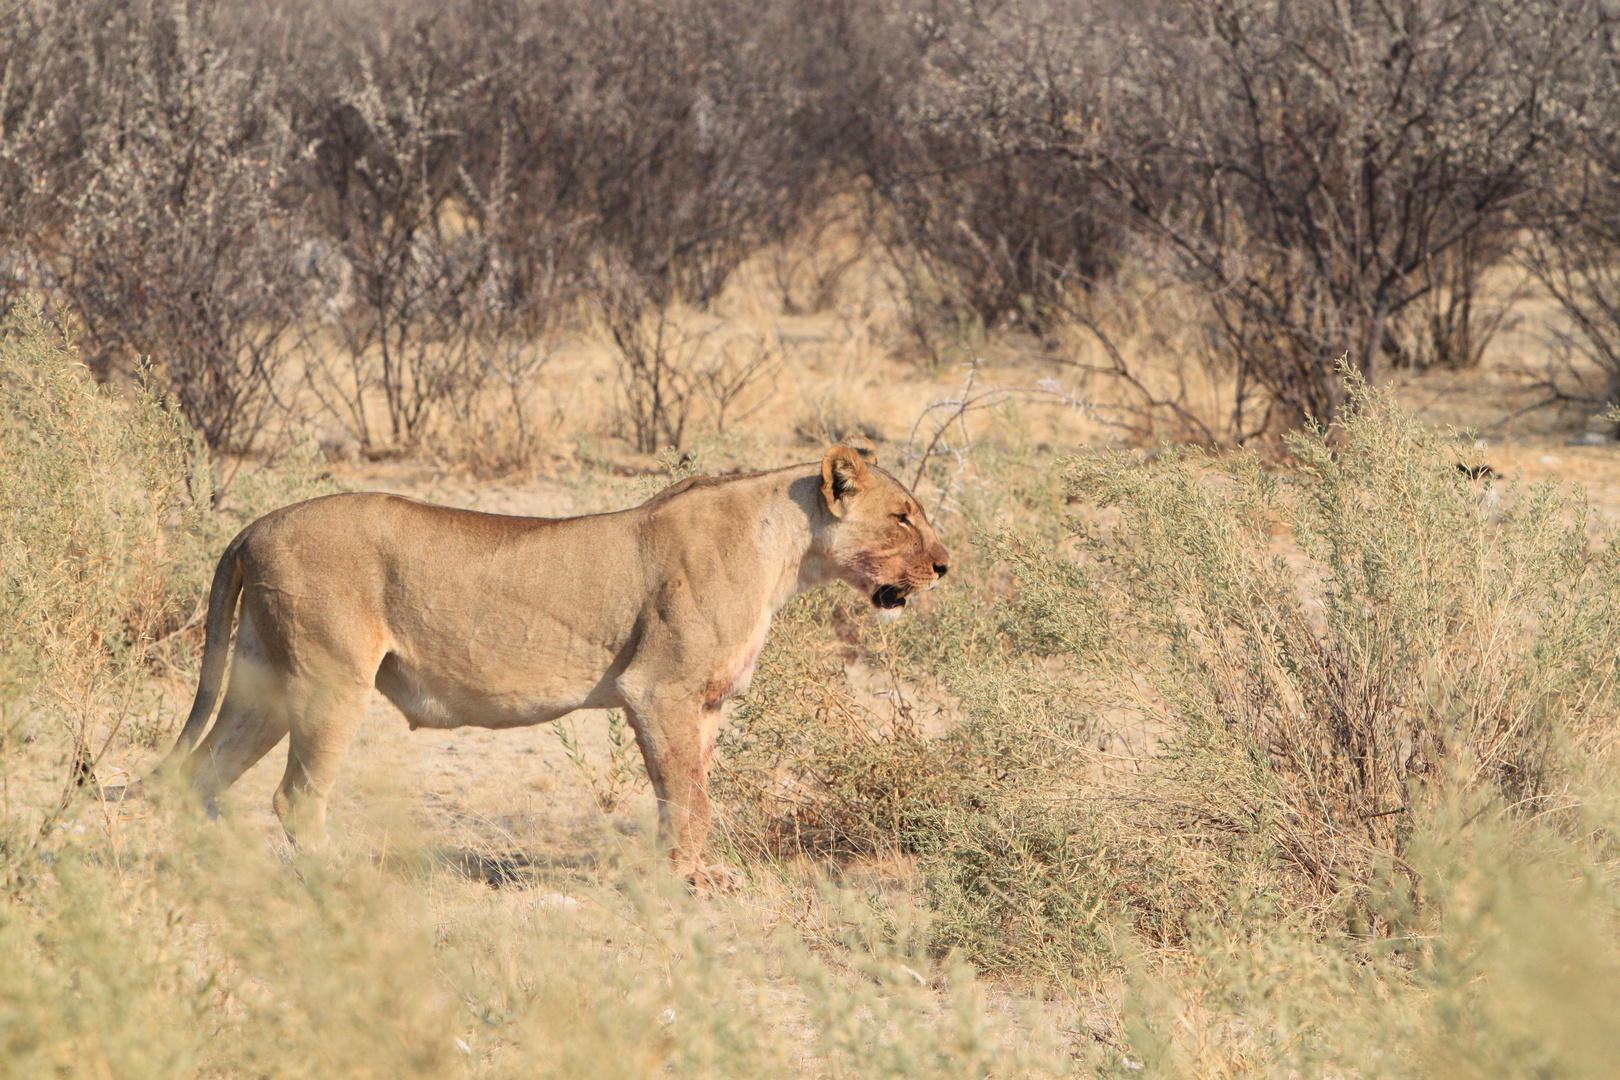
(871, 584, 909, 609)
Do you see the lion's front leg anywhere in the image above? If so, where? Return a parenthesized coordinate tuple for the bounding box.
(621, 695, 733, 890)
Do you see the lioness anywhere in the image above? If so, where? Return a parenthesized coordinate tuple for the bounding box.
(158, 440, 948, 888)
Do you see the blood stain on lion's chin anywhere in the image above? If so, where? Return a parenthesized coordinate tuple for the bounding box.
(871, 584, 908, 609)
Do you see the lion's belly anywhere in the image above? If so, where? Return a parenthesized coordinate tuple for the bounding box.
(374, 651, 610, 730)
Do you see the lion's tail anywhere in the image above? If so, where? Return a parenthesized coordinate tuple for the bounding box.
(156, 529, 248, 774)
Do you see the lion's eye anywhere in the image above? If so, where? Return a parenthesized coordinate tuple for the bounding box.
(897, 513, 912, 527)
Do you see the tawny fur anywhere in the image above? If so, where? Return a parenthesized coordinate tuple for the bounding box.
(156, 442, 949, 886)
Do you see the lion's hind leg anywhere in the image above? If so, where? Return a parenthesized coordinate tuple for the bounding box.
(271, 675, 373, 850)
(181, 619, 293, 812)
(185, 696, 292, 812)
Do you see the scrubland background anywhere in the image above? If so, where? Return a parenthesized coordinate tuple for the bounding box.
(11, 0, 1620, 1075)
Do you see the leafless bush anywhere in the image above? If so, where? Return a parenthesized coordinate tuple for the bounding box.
(1523, 232, 1620, 405)
(597, 271, 708, 455)
(1400, 234, 1525, 372)
(901, 0, 1598, 435)
(429, 225, 576, 474)
(793, 394, 885, 448)
(597, 263, 778, 453)
(490, 0, 846, 311)
(440, 295, 568, 477)
(883, 150, 1116, 338)
(0, 3, 67, 320)
(1044, 274, 1238, 446)
(850, 1, 1123, 364)
(1, 0, 300, 450)
(898, 359, 1092, 508)
(558, 2, 767, 306)
(766, 194, 877, 317)
(870, 101, 1120, 343)
(1519, 28, 1620, 408)
(279, 0, 835, 455)
(1076, 0, 1596, 434)
(698, 336, 779, 435)
(283, 13, 498, 454)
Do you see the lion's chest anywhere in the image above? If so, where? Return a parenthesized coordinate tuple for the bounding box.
(701, 624, 769, 712)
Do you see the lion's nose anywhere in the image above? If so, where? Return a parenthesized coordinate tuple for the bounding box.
(933, 563, 949, 578)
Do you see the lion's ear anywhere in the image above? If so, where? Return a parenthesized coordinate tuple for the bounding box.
(838, 435, 879, 467)
(821, 445, 870, 517)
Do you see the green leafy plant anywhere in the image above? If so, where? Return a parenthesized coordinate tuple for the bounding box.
(554, 709, 647, 814)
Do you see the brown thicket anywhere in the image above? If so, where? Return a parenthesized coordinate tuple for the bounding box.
(902, 0, 1606, 437)
(2, 0, 1618, 450)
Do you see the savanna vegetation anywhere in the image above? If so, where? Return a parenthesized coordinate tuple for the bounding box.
(9, 0, 1620, 1075)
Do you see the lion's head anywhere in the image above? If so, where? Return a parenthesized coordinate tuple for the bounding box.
(819, 439, 950, 609)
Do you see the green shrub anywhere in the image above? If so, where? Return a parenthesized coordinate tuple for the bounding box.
(918, 370, 1620, 980)
(711, 425, 1078, 869)
(0, 308, 197, 681)
(1107, 792, 1620, 1078)
(0, 302, 338, 823)
(713, 588, 967, 860)
(0, 305, 204, 833)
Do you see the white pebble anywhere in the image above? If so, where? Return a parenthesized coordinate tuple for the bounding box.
(536, 893, 581, 910)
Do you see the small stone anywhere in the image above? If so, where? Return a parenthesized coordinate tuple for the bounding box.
(536, 893, 581, 910)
